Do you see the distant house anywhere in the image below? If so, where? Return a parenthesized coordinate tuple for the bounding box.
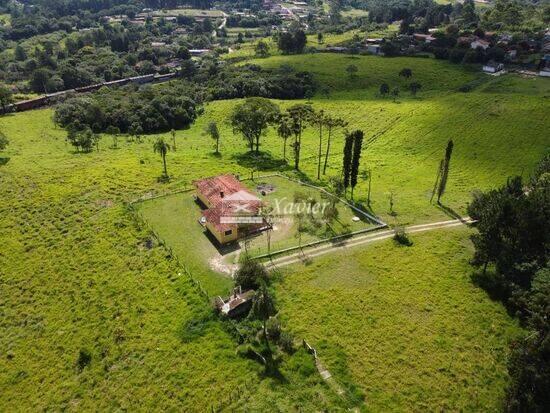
(189, 49, 210, 56)
(483, 61, 504, 74)
(413, 33, 435, 43)
(193, 174, 265, 245)
(367, 44, 382, 55)
(471, 39, 490, 50)
(539, 55, 550, 77)
(325, 46, 348, 53)
(151, 41, 167, 48)
(215, 287, 255, 318)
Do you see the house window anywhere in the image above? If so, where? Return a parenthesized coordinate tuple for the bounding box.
(225, 230, 233, 236)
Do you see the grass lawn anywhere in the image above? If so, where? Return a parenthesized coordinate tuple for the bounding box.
(241, 175, 379, 257)
(276, 226, 522, 411)
(0, 52, 547, 410)
(136, 191, 233, 296)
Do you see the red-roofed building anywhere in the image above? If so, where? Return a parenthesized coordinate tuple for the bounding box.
(193, 175, 265, 244)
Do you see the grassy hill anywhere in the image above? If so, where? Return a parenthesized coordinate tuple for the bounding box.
(276, 227, 521, 411)
(0, 53, 547, 410)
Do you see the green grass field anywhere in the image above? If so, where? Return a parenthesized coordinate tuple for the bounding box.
(1, 52, 547, 410)
(276, 227, 522, 411)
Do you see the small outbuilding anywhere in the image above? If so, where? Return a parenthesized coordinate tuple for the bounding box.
(215, 287, 255, 318)
(483, 61, 504, 74)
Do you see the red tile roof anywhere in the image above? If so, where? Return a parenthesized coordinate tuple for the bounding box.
(194, 174, 263, 235)
(193, 174, 248, 207)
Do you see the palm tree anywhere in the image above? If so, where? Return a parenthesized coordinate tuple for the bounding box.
(170, 129, 177, 151)
(251, 281, 276, 352)
(153, 137, 170, 177)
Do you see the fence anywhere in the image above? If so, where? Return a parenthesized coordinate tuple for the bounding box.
(126, 202, 211, 303)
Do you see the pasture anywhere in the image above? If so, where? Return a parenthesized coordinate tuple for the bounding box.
(276, 227, 522, 411)
(0, 53, 547, 410)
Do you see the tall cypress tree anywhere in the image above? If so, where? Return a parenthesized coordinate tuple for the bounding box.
(342, 131, 354, 193)
(437, 140, 454, 204)
(350, 130, 364, 199)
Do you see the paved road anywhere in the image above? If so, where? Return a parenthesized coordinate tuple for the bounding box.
(266, 218, 475, 269)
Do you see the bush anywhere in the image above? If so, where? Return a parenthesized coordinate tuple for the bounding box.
(234, 257, 269, 290)
(77, 348, 92, 371)
(393, 226, 413, 246)
(279, 331, 295, 354)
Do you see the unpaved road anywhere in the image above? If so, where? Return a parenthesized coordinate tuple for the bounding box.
(266, 218, 475, 269)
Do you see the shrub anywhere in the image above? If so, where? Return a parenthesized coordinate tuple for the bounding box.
(393, 226, 413, 246)
(77, 348, 92, 371)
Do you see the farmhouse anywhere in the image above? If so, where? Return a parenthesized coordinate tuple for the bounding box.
(539, 55, 550, 77)
(471, 38, 490, 50)
(413, 33, 435, 43)
(193, 174, 265, 245)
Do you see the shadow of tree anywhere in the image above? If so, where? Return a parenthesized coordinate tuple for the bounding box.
(232, 151, 292, 172)
(437, 203, 468, 223)
(0, 157, 10, 166)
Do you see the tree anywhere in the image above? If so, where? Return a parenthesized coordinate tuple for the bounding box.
(66, 126, 98, 153)
(204, 121, 220, 154)
(399, 68, 412, 79)
(350, 130, 364, 199)
(129, 123, 143, 143)
(14, 44, 27, 61)
(0, 131, 9, 151)
(277, 30, 307, 54)
(230, 98, 280, 154)
(317, 32, 324, 44)
(177, 46, 191, 60)
(170, 128, 177, 151)
(0, 86, 14, 113)
(409, 82, 422, 97)
(391, 87, 400, 102)
(309, 109, 326, 180)
(346, 64, 358, 79)
(461, 0, 478, 26)
(294, 30, 307, 54)
(379, 83, 390, 97)
(287, 104, 313, 170)
(255, 40, 270, 58)
(342, 131, 354, 194)
(251, 281, 276, 352)
(235, 256, 268, 290)
(436, 140, 454, 204)
(153, 137, 170, 178)
(276, 113, 293, 161)
(323, 116, 347, 175)
(328, 0, 343, 24)
(106, 125, 120, 149)
(466, 157, 549, 412)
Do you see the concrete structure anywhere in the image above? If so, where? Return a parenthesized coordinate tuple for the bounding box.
(483, 61, 504, 74)
(216, 287, 255, 318)
(471, 39, 490, 50)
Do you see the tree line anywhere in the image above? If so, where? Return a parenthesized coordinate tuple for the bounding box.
(467, 154, 549, 412)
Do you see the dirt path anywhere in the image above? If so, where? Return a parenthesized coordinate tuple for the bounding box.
(266, 218, 474, 269)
